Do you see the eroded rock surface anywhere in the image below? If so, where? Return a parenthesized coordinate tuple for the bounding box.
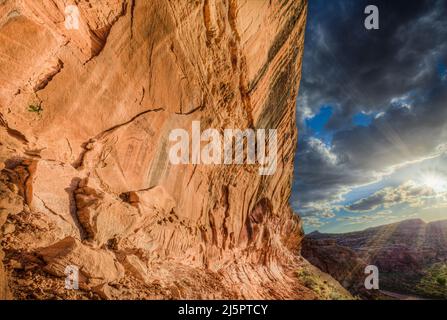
(0, 0, 350, 299)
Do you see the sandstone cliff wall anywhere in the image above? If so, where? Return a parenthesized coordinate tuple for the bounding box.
(0, 0, 349, 299)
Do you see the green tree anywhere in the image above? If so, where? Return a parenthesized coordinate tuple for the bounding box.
(436, 276, 446, 287)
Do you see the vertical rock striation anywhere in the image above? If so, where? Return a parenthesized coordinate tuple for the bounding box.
(0, 0, 349, 299)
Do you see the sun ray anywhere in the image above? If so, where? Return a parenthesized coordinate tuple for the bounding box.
(420, 173, 447, 193)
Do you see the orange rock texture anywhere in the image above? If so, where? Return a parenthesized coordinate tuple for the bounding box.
(0, 0, 350, 299)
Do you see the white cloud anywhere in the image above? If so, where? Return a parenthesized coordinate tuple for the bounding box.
(307, 137, 338, 165)
(346, 180, 441, 212)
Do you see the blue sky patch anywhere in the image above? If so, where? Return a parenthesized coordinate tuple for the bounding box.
(352, 112, 373, 127)
(305, 105, 334, 144)
(438, 62, 447, 82)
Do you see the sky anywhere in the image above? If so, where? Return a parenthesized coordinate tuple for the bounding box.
(291, 0, 447, 234)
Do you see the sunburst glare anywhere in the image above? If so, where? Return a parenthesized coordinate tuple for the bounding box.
(420, 173, 447, 193)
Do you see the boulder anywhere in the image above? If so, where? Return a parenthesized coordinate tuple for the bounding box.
(38, 237, 124, 288)
(75, 178, 140, 246)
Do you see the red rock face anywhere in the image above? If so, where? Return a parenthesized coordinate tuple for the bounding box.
(0, 0, 349, 300)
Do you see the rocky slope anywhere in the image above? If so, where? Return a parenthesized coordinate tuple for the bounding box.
(303, 219, 447, 298)
(0, 0, 349, 299)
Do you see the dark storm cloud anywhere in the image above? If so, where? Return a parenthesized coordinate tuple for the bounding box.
(293, 0, 447, 210)
(293, 137, 370, 206)
(294, 87, 447, 207)
(332, 87, 447, 171)
(299, 0, 447, 128)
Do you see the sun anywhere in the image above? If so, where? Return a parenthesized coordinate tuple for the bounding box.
(421, 174, 447, 193)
